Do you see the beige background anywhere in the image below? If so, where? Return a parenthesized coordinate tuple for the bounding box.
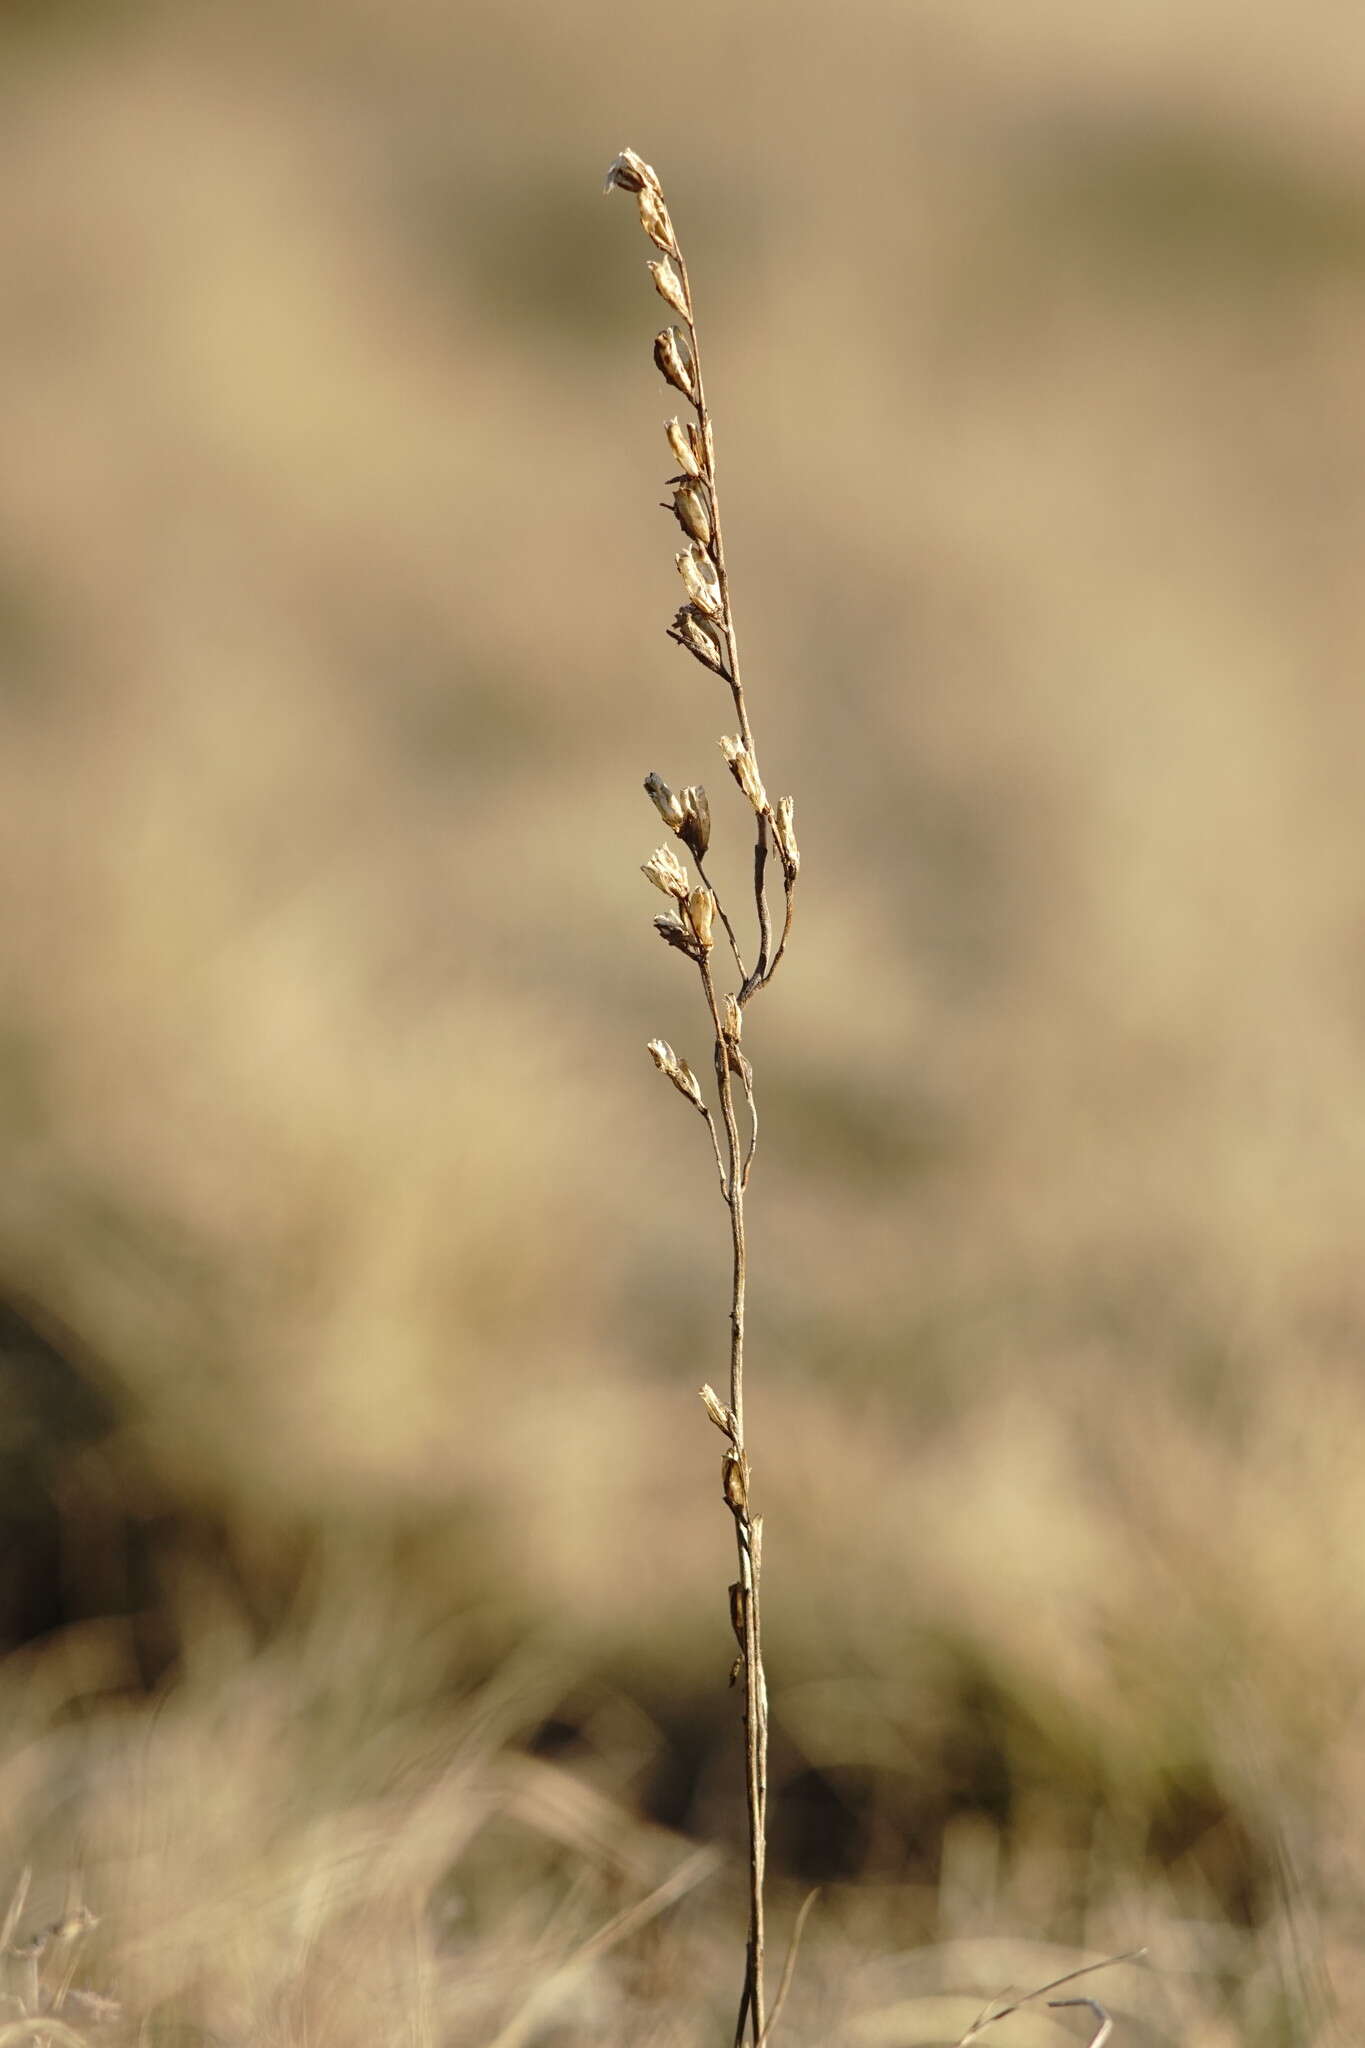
(1, 3, 1364, 2042)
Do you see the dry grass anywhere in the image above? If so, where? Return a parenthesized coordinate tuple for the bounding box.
(606, 145, 802, 2042)
(1, 1, 1365, 2043)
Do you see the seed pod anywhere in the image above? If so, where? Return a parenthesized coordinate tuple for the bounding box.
(774, 795, 801, 876)
(654, 910, 699, 957)
(641, 844, 690, 899)
(671, 482, 712, 549)
(644, 772, 686, 833)
(722, 994, 742, 1044)
(729, 1580, 747, 1647)
(677, 543, 721, 617)
(679, 784, 711, 859)
(647, 1037, 678, 1076)
(637, 185, 678, 253)
(666, 417, 701, 479)
(720, 735, 767, 813)
(654, 327, 696, 402)
(722, 1448, 749, 1514)
(648, 256, 690, 319)
(668, 605, 727, 675)
(603, 148, 661, 196)
(671, 1057, 705, 1109)
(700, 1383, 736, 1437)
(687, 885, 716, 951)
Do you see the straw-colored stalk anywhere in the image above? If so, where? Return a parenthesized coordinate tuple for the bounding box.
(605, 149, 801, 2048)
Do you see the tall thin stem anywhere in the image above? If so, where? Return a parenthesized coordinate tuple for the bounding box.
(608, 147, 801, 2048)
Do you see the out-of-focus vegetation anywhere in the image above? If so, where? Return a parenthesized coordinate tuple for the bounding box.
(2, 2, 1364, 2041)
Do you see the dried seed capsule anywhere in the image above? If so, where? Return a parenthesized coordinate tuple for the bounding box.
(641, 844, 690, 899)
(637, 185, 678, 254)
(647, 1037, 678, 1075)
(722, 1448, 749, 1513)
(648, 256, 691, 319)
(729, 1580, 747, 1647)
(720, 735, 767, 813)
(654, 911, 700, 957)
(671, 482, 712, 549)
(686, 885, 716, 951)
(644, 772, 686, 833)
(668, 605, 727, 675)
(603, 148, 662, 195)
(671, 1057, 705, 1109)
(654, 327, 696, 402)
(666, 417, 701, 479)
(700, 1383, 736, 1437)
(679, 784, 711, 859)
(774, 795, 800, 875)
(677, 542, 721, 617)
(722, 994, 742, 1044)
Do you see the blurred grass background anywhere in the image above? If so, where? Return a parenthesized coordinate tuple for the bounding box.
(2, 0, 1365, 2041)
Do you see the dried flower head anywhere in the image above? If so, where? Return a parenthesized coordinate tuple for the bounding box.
(679, 784, 711, 859)
(773, 795, 800, 876)
(677, 542, 722, 617)
(603, 148, 661, 196)
(644, 771, 686, 833)
(649, 256, 691, 319)
(668, 604, 727, 675)
(648, 1037, 705, 1109)
(654, 910, 701, 958)
(720, 735, 768, 813)
(687, 885, 716, 951)
(700, 1382, 736, 1437)
(671, 481, 712, 549)
(666, 417, 702, 479)
(654, 326, 696, 402)
(637, 184, 678, 254)
(722, 1447, 750, 1514)
(642, 843, 690, 899)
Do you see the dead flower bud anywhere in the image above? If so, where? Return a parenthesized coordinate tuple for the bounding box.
(720, 735, 767, 813)
(729, 1580, 747, 1646)
(774, 795, 801, 875)
(672, 1057, 705, 1109)
(722, 1447, 750, 1514)
(641, 843, 690, 899)
(679, 783, 711, 859)
(687, 885, 716, 951)
(668, 605, 727, 674)
(603, 148, 662, 196)
(644, 771, 686, 833)
(666, 417, 702, 479)
(654, 326, 696, 401)
(677, 542, 722, 617)
(648, 1037, 704, 1107)
(654, 910, 700, 958)
(648, 1037, 678, 1075)
(700, 1382, 736, 1436)
(637, 184, 678, 254)
(671, 481, 712, 549)
(648, 255, 691, 319)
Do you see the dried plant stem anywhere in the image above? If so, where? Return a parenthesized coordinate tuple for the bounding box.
(700, 948, 768, 2044)
(607, 148, 802, 2047)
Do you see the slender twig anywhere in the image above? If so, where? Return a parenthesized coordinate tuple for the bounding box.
(607, 148, 802, 2048)
(957, 1949, 1145, 2047)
